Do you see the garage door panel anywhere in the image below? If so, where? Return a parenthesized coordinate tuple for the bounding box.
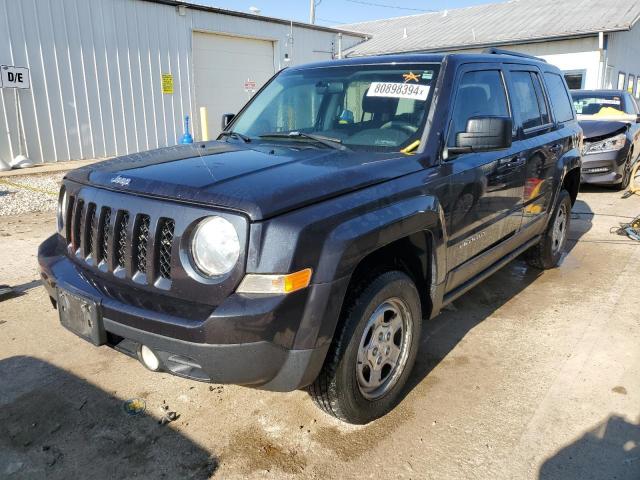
(193, 32, 275, 137)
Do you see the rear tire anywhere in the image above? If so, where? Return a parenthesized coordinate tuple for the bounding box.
(526, 189, 572, 270)
(308, 271, 421, 424)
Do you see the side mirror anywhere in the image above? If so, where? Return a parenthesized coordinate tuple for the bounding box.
(221, 113, 235, 130)
(449, 116, 513, 154)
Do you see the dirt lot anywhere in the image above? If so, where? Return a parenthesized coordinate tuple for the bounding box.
(1, 187, 639, 480)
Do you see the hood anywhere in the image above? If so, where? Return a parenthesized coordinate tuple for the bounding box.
(66, 141, 424, 221)
(579, 120, 628, 141)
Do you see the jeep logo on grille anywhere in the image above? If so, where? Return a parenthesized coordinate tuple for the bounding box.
(110, 175, 131, 187)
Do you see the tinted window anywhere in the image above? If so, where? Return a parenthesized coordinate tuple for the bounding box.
(544, 73, 575, 123)
(448, 70, 509, 147)
(511, 72, 544, 130)
(532, 73, 550, 124)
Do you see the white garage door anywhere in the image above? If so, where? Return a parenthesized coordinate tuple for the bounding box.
(193, 32, 275, 138)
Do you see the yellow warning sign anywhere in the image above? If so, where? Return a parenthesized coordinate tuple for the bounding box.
(162, 73, 174, 94)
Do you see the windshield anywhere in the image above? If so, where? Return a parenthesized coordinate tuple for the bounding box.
(230, 63, 440, 152)
(571, 93, 635, 116)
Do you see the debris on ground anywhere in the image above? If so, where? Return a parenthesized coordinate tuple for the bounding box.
(611, 215, 640, 241)
(122, 398, 147, 416)
(159, 402, 180, 425)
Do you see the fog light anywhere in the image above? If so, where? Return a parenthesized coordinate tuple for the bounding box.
(139, 345, 160, 371)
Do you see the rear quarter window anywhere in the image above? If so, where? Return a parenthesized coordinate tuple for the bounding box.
(543, 73, 575, 123)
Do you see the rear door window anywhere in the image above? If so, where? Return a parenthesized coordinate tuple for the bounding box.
(543, 73, 575, 123)
(448, 70, 510, 147)
(511, 72, 544, 130)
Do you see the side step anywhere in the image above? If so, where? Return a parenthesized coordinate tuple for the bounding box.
(442, 235, 540, 306)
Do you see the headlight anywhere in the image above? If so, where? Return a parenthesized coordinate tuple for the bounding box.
(191, 216, 240, 277)
(57, 187, 67, 234)
(583, 133, 627, 155)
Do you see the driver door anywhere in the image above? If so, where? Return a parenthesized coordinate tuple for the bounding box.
(443, 65, 526, 292)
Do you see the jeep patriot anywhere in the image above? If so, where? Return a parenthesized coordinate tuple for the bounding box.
(39, 50, 582, 424)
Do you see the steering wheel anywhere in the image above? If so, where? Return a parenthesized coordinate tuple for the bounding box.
(380, 121, 418, 135)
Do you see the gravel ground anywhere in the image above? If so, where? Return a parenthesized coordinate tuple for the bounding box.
(0, 173, 65, 216)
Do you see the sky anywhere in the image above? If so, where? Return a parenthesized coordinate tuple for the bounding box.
(198, 0, 508, 26)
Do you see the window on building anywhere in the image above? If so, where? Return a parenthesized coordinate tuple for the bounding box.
(635, 77, 640, 99)
(628, 75, 635, 94)
(544, 73, 575, 123)
(618, 72, 627, 90)
(563, 72, 584, 90)
(448, 70, 510, 147)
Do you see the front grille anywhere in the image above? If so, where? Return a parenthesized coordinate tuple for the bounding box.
(157, 219, 175, 279)
(66, 197, 176, 288)
(134, 215, 150, 274)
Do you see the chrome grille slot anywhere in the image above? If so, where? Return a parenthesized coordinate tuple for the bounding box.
(115, 211, 129, 269)
(73, 199, 85, 252)
(98, 207, 112, 265)
(134, 214, 151, 274)
(65, 195, 75, 244)
(157, 218, 175, 280)
(85, 203, 96, 259)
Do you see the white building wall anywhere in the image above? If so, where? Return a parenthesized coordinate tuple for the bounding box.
(0, 0, 363, 166)
(605, 24, 640, 92)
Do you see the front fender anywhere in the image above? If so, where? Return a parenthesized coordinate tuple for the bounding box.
(246, 172, 448, 350)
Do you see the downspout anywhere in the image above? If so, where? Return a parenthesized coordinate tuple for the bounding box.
(598, 31, 609, 89)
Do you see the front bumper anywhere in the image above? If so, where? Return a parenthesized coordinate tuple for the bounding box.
(38, 234, 347, 391)
(580, 146, 630, 185)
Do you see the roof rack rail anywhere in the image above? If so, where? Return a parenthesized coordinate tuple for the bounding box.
(483, 48, 547, 63)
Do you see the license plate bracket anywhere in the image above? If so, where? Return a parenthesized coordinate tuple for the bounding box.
(57, 288, 106, 346)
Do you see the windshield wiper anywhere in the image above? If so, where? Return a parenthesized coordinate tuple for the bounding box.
(259, 131, 346, 150)
(219, 130, 251, 143)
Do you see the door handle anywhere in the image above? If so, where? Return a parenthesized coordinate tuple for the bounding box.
(504, 156, 526, 167)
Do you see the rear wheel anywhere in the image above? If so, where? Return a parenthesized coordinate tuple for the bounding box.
(308, 271, 421, 424)
(525, 189, 571, 270)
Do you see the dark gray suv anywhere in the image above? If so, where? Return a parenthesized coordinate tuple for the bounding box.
(39, 50, 581, 424)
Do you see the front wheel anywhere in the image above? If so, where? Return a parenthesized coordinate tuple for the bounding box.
(308, 271, 421, 424)
(617, 154, 634, 191)
(525, 189, 572, 269)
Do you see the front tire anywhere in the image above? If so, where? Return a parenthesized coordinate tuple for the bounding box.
(308, 271, 421, 424)
(526, 189, 572, 269)
(617, 154, 634, 191)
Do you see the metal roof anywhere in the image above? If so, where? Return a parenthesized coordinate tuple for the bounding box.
(342, 0, 640, 56)
(140, 0, 368, 36)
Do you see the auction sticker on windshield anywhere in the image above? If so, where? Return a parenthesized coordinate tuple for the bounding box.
(367, 82, 430, 101)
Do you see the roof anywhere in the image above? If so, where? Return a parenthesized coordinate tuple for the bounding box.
(289, 53, 446, 70)
(140, 0, 367, 37)
(571, 90, 628, 95)
(342, 0, 640, 56)
(289, 51, 553, 71)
